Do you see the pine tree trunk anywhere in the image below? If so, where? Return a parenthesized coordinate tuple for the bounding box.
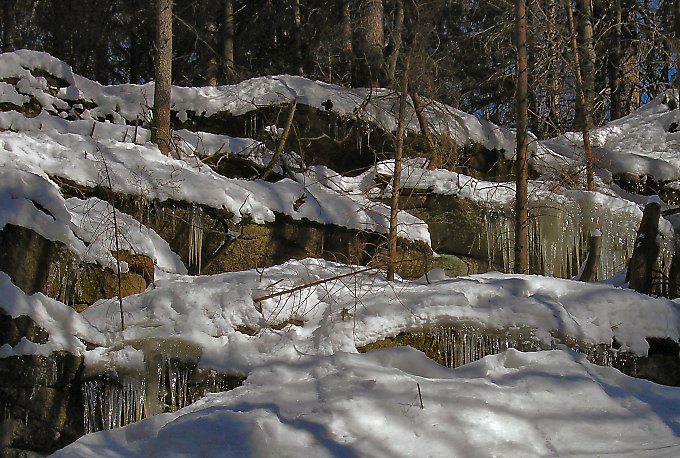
(565, 0, 595, 191)
(575, 0, 596, 130)
(152, 0, 173, 156)
(514, 0, 530, 274)
(339, 0, 353, 84)
(354, 0, 385, 87)
(292, 0, 304, 75)
(222, 0, 235, 83)
(609, 0, 624, 120)
(2, 0, 17, 52)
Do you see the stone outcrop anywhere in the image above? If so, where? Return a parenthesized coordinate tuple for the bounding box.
(0, 224, 149, 312)
(0, 312, 85, 457)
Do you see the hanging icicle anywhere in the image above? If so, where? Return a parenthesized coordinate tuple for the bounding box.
(188, 204, 203, 274)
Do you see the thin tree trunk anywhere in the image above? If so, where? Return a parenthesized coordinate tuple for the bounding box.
(411, 91, 439, 170)
(387, 58, 410, 281)
(575, 0, 596, 130)
(152, 0, 173, 156)
(386, 0, 404, 86)
(609, 0, 624, 120)
(565, 0, 595, 191)
(2, 0, 17, 52)
(547, 0, 562, 136)
(292, 0, 304, 75)
(262, 99, 297, 180)
(339, 0, 353, 84)
(514, 0, 530, 274)
(222, 0, 235, 83)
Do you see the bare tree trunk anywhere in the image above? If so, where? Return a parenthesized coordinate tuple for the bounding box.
(627, 202, 661, 295)
(2, 0, 17, 52)
(547, 0, 562, 136)
(387, 58, 410, 281)
(386, 0, 404, 86)
(578, 231, 601, 282)
(152, 0, 173, 156)
(339, 0, 353, 84)
(609, 0, 624, 120)
(354, 0, 385, 88)
(565, 0, 595, 191)
(222, 0, 235, 83)
(262, 99, 297, 180)
(514, 0, 530, 274)
(292, 0, 304, 76)
(575, 0, 596, 130)
(410, 91, 439, 170)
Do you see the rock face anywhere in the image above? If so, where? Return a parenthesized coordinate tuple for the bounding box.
(56, 184, 433, 280)
(0, 225, 149, 312)
(0, 312, 245, 456)
(0, 312, 85, 457)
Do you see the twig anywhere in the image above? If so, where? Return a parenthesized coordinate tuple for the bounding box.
(417, 383, 424, 409)
(96, 145, 126, 331)
(253, 266, 377, 303)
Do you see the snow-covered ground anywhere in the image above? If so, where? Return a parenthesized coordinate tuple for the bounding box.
(2, 257, 680, 457)
(1, 50, 680, 456)
(51, 348, 680, 458)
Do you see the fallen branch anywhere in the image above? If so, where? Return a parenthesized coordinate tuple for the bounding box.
(261, 98, 297, 180)
(253, 265, 377, 303)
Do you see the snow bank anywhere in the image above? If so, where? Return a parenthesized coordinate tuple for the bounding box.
(51, 348, 680, 458)
(70, 258, 680, 375)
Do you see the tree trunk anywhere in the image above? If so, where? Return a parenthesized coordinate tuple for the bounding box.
(575, 0, 596, 130)
(514, 0, 530, 274)
(608, 0, 624, 120)
(292, 0, 304, 76)
(152, 0, 173, 156)
(353, 0, 385, 88)
(387, 58, 410, 281)
(566, 0, 595, 191)
(411, 91, 440, 170)
(386, 0, 404, 86)
(627, 202, 661, 295)
(2, 0, 17, 52)
(578, 231, 601, 282)
(339, 0, 353, 84)
(547, 0, 562, 137)
(222, 0, 235, 83)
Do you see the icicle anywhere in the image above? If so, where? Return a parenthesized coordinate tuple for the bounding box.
(478, 196, 658, 280)
(188, 205, 203, 274)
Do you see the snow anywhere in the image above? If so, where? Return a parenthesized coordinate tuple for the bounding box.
(75, 259, 680, 369)
(1, 50, 680, 456)
(52, 349, 680, 458)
